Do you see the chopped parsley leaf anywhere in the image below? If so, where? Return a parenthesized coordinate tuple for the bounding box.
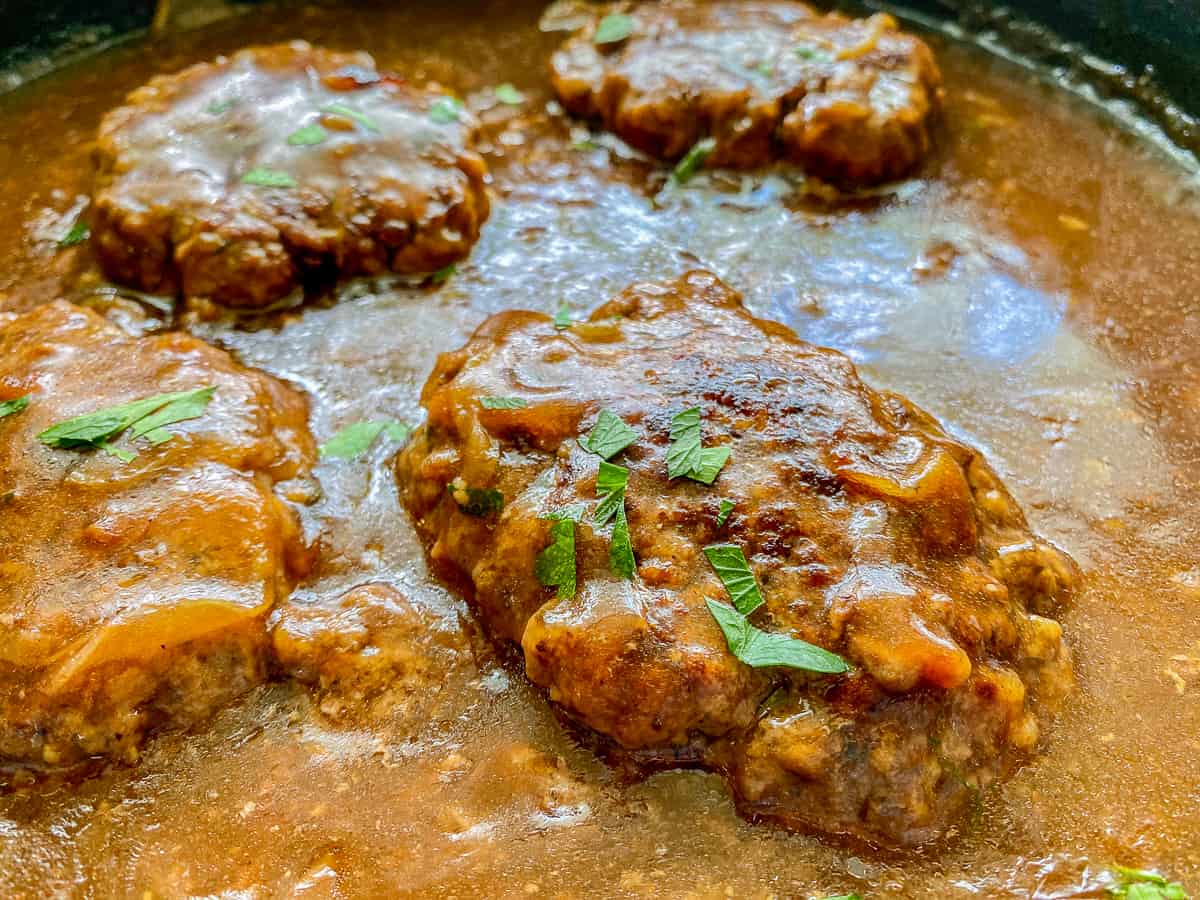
(429, 96, 464, 124)
(666, 407, 703, 479)
(795, 44, 833, 63)
(1108, 865, 1189, 899)
(666, 407, 730, 483)
(716, 498, 734, 528)
(609, 505, 635, 578)
(37, 387, 216, 458)
(691, 445, 731, 485)
(287, 123, 329, 146)
(593, 13, 635, 45)
(206, 98, 236, 115)
(535, 515, 577, 599)
(0, 396, 30, 420)
(494, 83, 525, 105)
(703, 544, 763, 615)
(430, 262, 457, 284)
(672, 137, 716, 184)
(320, 420, 412, 460)
(815, 895, 863, 900)
(584, 409, 637, 461)
(241, 168, 296, 188)
(480, 396, 527, 410)
(321, 102, 379, 132)
(58, 220, 89, 247)
(554, 302, 573, 329)
(706, 599, 849, 673)
(593, 460, 628, 526)
(448, 480, 504, 517)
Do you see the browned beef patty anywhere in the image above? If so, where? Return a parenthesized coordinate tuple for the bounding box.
(551, 2, 943, 184)
(395, 270, 1077, 845)
(0, 301, 315, 766)
(92, 41, 490, 308)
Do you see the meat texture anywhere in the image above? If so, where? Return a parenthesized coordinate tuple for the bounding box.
(92, 41, 490, 307)
(0, 301, 314, 766)
(271, 582, 472, 724)
(551, 1, 943, 184)
(396, 270, 1077, 845)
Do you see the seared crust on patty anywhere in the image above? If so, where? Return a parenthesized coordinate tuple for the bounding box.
(396, 270, 1076, 845)
(92, 41, 490, 307)
(551, 1, 943, 183)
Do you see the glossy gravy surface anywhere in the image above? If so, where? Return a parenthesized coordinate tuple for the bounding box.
(1, 2, 1198, 897)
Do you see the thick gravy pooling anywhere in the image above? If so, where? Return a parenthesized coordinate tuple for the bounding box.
(0, 1, 1198, 897)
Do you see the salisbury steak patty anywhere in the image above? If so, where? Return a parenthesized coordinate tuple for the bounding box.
(0, 301, 314, 766)
(396, 271, 1077, 845)
(551, 2, 942, 183)
(92, 41, 490, 307)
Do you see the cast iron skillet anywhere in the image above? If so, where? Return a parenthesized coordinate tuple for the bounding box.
(1, 0, 1199, 159)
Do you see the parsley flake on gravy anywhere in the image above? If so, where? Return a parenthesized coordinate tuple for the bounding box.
(287, 122, 329, 146)
(320, 420, 411, 460)
(493, 83, 525, 105)
(1108, 865, 1189, 899)
(672, 137, 716, 184)
(448, 478, 504, 517)
(37, 386, 216, 458)
(609, 505, 635, 578)
(0, 396, 30, 420)
(480, 396, 527, 410)
(58, 220, 90, 248)
(666, 406, 730, 483)
(704, 543, 848, 674)
(703, 544, 763, 614)
(241, 167, 297, 188)
(430, 262, 457, 284)
(593, 460, 628, 526)
(535, 513, 578, 599)
(795, 44, 833, 63)
(429, 96, 464, 125)
(320, 102, 380, 132)
(716, 498, 734, 527)
(593, 13, 635, 45)
(584, 409, 637, 461)
(553, 302, 573, 329)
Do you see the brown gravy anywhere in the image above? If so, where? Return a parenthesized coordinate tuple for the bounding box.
(0, 1, 1198, 896)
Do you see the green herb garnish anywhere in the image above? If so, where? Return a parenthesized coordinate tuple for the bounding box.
(494, 83, 524, 105)
(666, 406, 730, 483)
(666, 406, 703, 479)
(706, 599, 849, 673)
(430, 262, 458, 284)
(584, 409, 637, 461)
(0, 396, 30, 420)
(593, 13, 635, 45)
(287, 123, 328, 146)
(716, 498, 734, 528)
(429, 96, 463, 125)
(58, 220, 89, 248)
(703, 544, 763, 615)
(553, 302, 573, 329)
(672, 137, 716, 184)
(480, 396, 527, 410)
(37, 386, 215, 457)
(609, 505, 635, 578)
(319, 420, 411, 460)
(815, 895, 863, 900)
(448, 480, 505, 517)
(593, 460, 628, 526)
(535, 514, 577, 599)
(241, 168, 297, 188)
(321, 102, 379, 132)
(206, 98, 236, 115)
(794, 44, 833, 63)
(1108, 865, 1189, 899)
(690, 446, 731, 485)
